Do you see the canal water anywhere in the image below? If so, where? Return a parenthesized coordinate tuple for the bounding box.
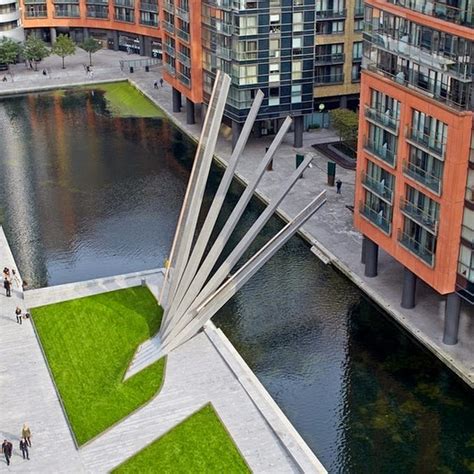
(0, 88, 473, 473)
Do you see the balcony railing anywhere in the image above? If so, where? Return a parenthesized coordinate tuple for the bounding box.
(361, 171, 393, 203)
(364, 106, 399, 134)
(403, 160, 442, 195)
(140, 1, 157, 10)
(406, 128, 446, 159)
(359, 203, 392, 234)
(232, 50, 258, 61)
(164, 62, 175, 75)
(176, 50, 190, 66)
(177, 71, 191, 87)
(87, 0, 109, 5)
(114, 12, 134, 20)
(114, 0, 134, 6)
(175, 5, 188, 21)
(314, 73, 344, 85)
(398, 230, 435, 266)
(24, 0, 46, 4)
(176, 27, 189, 42)
(54, 7, 79, 15)
(140, 18, 158, 26)
(163, 0, 174, 10)
(164, 44, 175, 56)
(87, 9, 109, 17)
(216, 20, 233, 35)
(314, 53, 345, 65)
(364, 138, 397, 167)
(354, 5, 364, 16)
(316, 8, 346, 18)
(163, 20, 175, 33)
(400, 198, 438, 234)
(216, 46, 232, 61)
(25, 9, 47, 16)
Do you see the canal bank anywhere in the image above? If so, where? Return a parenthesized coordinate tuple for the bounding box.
(125, 73, 474, 389)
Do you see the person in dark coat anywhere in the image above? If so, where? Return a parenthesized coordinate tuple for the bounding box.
(19, 439, 29, 460)
(336, 179, 342, 194)
(4, 277, 11, 297)
(15, 306, 22, 324)
(2, 439, 12, 465)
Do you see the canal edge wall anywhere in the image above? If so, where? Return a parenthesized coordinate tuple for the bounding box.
(127, 80, 474, 390)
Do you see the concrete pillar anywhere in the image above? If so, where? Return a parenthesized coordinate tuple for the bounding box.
(364, 237, 378, 278)
(83, 28, 90, 39)
(186, 98, 195, 125)
(340, 95, 348, 108)
(232, 120, 243, 150)
(443, 293, 461, 345)
(172, 87, 181, 113)
(254, 122, 262, 138)
(50, 27, 57, 44)
(361, 236, 367, 264)
(113, 31, 119, 51)
(401, 267, 417, 309)
(144, 38, 152, 57)
(293, 115, 304, 148)
(139, 36, 146, 56)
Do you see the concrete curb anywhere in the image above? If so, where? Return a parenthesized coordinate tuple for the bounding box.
(204, 321, 327, 474)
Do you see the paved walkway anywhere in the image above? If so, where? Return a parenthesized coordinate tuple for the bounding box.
(126, 66, 474, 388)
(0, 227, 84, 473)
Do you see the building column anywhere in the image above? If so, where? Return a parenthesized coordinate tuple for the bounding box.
(112, 31, 119, 51)
(340, 95, 348, 108)
(364, 237, 378, 278)
(172, 87, 181, 113)
(232, 120, 242, 150)
(443, 293, 461, 345)
(186, 98, 195, 125)
(83, 28, 90, 39)
(401, 267, 417, 309)
(139, 36, 146, 56)
(50, 27, 57, 44)
(361, 236, 367, 264)
(293, 115, 304, 148)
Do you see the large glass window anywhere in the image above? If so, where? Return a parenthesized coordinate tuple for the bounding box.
(238, 15, 257, 35)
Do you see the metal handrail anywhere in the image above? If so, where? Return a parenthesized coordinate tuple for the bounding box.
(399, 197, 438, 234)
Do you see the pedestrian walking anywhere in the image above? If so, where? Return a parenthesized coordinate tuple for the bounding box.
(19, 439, 29, 460)
(42, 69, 47, 76)
(2, 76, 7, 82)
(336, 179, 342, 194)
(160, 77, 164, 87)
(3, 267, 10, 280)
(2, 439, 12, 466)
(22, 423, 32, 447)
(153, 80, 158, 89)
(15, 306, 22, 324)
(11, 268, 20, 287)
(22, 280, 28, 292)
(4, 277, 11, 297)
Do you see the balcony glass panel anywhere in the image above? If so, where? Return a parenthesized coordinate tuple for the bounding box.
(360, 202, 392, 234)
(398, 230, 435, 266)
(314, 73, 344, 84)
(364, 138, 396, 167)
(407, 128, 446, 159)
(176, 50, 190, 66)
(364, 106, 399, 133)
(177, 71, 191, 87)
(140, 1, 157, 10)
(163, 20, 175, 33)
(316, 8, 346, 18)
(314, 53, 345, 65)
(403, 160, 442, 194)
(400, 198, 438, 234)
(175, 5, 188, 20)
(164, 62, 175, 75)
(361, 171, 393, 202)
(176, 28, 189, 42)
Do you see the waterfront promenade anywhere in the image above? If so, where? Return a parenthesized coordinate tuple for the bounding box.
(0, 49, 471, 388)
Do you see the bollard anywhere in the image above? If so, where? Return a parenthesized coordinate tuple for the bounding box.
(145, 65, 149, 72)
(141, 278, 146, 287)
(296, 153, 304, 178)
(129, 66, 134, 73)
(327, 161, 336, 186)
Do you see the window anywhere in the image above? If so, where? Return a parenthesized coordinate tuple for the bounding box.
(270, 14, 281, 32)
(269, 38, 280, 58)
(351, 63, 361, 81)
(292, 60, 302, 79)
(292, 36, 303, 53)
(316, 20, 344, 34)
(291, 84, 302, 103)
(237, 40, 258, 59)
(352, 41, 362, 60)
(239, 15, 257, 35)
(354, 18, 363, 31)
(269, 87, 280, 106)
(269, 62, 280, 82)
(293, 12, 303, 31)
(235, 64, 258, 84)
(411, 110, 447, 155)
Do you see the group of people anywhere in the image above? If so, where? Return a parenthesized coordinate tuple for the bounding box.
(2, 424, 32, 466)
(3, 267, 24, 297)
(153, 78, 164, 89)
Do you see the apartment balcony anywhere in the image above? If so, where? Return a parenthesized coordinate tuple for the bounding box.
(163, 0, 174, 11)
(364, 106, 399, 134)
(314, 53, 345, 65)
(176, 50, 190, 66)
(359, 202, 392, 234)
(176, 27, 189, 42)
(25, 9, 47, 16)
(140, 18, 158, 26)
(216, 45, 232, 61)
(232, 50, 258, 61)
(400, 198, 438, 234)
(114, 12, 133, 20)
(114, 0, 134, 6)
(386, 0, 473, 27)
(54, 0, 79, 4)
(140, 1, 158, 11)
(87, 0, 109, 5)
(164, 62, 175, 75)
(361, 171, 393, 203)
(354, 5, 364, 16)
(364, 138, 397, 167)
(316, 8, 346, 19)
(406, 128, 446, 160)
(216, 20, 233, 35)
(398, 230, 435, 266)
(403, 160, 442, 195)
(314, 73, 344, 85)
(163, 20, 175, 33)
(175, 5, 188, 21)
(24, 0, 46, 4)
(216, 0, 232, 9)
(177, 71, 191, 87)
(164, 44, 175, 57)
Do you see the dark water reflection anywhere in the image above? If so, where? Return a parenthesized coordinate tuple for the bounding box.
(0, 89, 473, 473)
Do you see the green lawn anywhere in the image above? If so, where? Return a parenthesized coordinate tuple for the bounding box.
(113, 404, 251, 474)
(32, 287, 166, 445)
(84, 81, 165, 118)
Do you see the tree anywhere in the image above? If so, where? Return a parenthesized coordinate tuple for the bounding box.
(52, 34, 76, 69)
(330, 108, 359, 150)
(80, 37, 102, 67)
(0, 37, 22, 71)
(23, 36, 50, 71)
